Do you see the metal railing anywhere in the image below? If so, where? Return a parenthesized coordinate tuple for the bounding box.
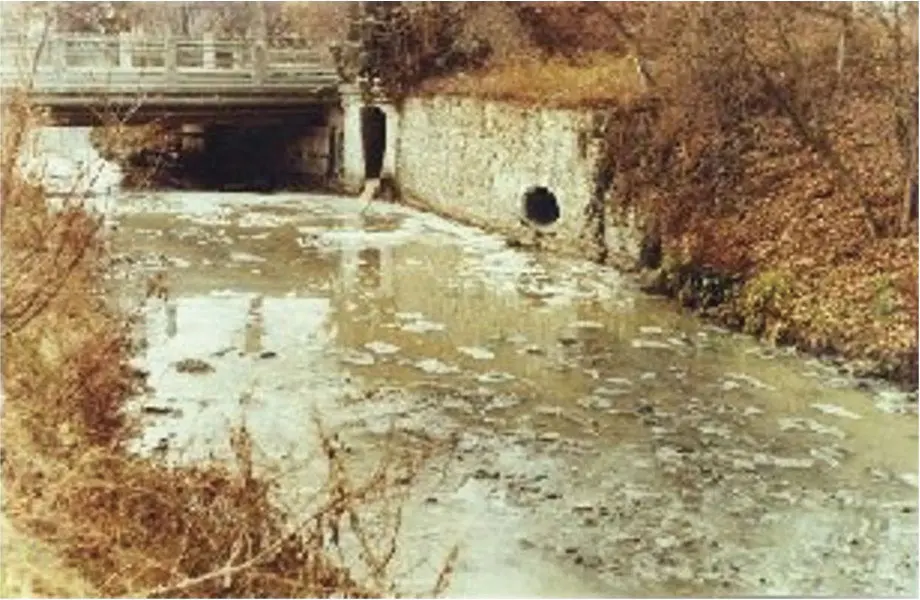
(0, 33, 341, 97)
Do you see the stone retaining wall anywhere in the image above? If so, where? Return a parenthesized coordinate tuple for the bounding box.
(393, 95, 640, 264)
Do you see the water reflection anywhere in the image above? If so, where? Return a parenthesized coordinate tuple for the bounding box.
(114, 192, 918, 598)
(358, 247, 382, 290)
(165, 302, 177, 339)
(116, 193, 919, 477)
(243, 294, 264, 354)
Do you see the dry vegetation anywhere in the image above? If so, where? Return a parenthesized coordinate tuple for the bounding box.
(89, 121, 176, 188)
(358, 1, 918, 385)
(419, 52, 641, 109)
(603, 2, 918, 383)
(1, 91, 447, 597)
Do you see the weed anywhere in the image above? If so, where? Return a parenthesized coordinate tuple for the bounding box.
(737, 269, 795, 342)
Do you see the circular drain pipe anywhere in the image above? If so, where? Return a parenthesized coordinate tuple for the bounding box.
(522, 186, 561, 227)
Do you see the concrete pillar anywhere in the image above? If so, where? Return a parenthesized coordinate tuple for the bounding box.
(380, 103, 399, 179)
(202, 33, 216, 69)
(340, 85, 366, 194)
(252, 43, 267, 85)
(118, 32, 133, 69)
(164, 35, 177, 86)
(252, 1, 268, 85)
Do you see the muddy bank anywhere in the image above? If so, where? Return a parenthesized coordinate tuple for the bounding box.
(638, 260, 919, 391)
(383, 1, 918, 393)
(4, 125, 401, 597)
(111, 189, 918, 597)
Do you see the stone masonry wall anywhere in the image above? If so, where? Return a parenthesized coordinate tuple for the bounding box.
(395, 95, 639, 264)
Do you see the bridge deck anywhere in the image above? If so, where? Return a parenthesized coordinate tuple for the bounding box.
(0, 34, 342, 119)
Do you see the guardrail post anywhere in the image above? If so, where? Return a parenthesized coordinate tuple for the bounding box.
(203, 33, 216, 69)
(165, 35, 177, 86)
(118, 31, 132, 69)
(232, 42, 242, 70)
(253, 1, 268, 85)
(253, 41, 267, 85)
(51, 38, 67, 71)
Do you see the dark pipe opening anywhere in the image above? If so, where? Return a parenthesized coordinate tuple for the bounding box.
(523, 186, 561, 226)
(361, 106, 386, 179)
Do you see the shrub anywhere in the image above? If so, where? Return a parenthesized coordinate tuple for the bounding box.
(737, 269, 795, 341)
(2, 90, 446, 598)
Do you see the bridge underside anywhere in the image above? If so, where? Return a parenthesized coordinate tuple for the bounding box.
(33, 93, 339, 126)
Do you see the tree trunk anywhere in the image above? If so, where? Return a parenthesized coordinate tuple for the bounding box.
(902, 131, 918, 234)
(605, 10, 655, 90)
(835, 18, 848, 76)
(746, 39, 881, 238)
(835, 3, 855, 76)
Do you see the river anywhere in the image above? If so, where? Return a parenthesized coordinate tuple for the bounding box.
(35, 128, 920, 597)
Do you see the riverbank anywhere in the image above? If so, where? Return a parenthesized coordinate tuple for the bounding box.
(1, 115, 406, 597)
(392, 88, 916, 388)
(14, 123, 918, 596)
(403, 7, 918, 390)
(106, 185, 918, 597)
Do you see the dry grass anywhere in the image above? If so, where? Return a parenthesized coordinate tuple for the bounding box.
(1, 94, 446, 597)
(0, 515, 100, 597)
(589, 4, 918, 383)
(416, 2, 917, 383)
(2, 413, 426, 597)
(419, 51, 643, 108)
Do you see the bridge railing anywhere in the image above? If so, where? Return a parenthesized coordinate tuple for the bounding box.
(0, 33, 340, 95)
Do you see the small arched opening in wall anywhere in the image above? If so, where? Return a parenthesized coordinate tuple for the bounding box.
(361, 106, 387, 179)
(522, 186, 561, 226)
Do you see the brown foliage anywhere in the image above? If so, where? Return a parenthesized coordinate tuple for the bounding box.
(419, 52, 640, 108)
(418, 2, 917, 382)
(3, 418, 424, 597)
(89, 121, 176, 189)
(602, 3, 918, 380)
(1, 96, 445, 596)
(1, 95, 133, 448)
(512, 2, 633, 57)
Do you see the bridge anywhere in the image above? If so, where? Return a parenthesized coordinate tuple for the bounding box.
(0, 32, 395, 194)
(0, 33, 342, 125)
